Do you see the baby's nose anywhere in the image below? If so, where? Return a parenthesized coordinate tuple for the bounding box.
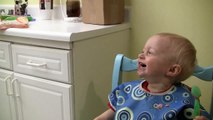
(138, 53, 145, 59)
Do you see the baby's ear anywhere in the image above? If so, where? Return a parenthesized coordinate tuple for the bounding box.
(166, 64, 182, 77)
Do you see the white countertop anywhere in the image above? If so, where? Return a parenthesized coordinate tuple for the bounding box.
(0, 20, 130, 42)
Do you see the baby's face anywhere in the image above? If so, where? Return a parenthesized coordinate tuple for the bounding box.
(137, 35, 174, 82)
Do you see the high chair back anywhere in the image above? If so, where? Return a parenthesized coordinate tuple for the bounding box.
(112, 54, 213, 117)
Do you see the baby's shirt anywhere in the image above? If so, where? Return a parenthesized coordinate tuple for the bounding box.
(108, 80, 211, 120)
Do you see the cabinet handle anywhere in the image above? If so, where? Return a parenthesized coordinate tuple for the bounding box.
(11, 78, 20, 97)
(26, 60, 47, 67)
(4, 75, 14, 96)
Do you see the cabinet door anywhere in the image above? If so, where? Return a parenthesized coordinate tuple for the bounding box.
(0, 69, 16, 120)
(13, 73, 73, 120)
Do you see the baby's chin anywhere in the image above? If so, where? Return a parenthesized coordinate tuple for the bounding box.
(137, 71, 145, 78)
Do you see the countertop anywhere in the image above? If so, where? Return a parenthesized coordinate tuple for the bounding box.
(0, 20, 130, 42)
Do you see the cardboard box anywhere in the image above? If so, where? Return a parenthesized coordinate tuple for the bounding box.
(81, 0, 124, 25)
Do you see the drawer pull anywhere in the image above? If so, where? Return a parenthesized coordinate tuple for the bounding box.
(4, 75, 14, 96)
(26, 60, 47, 67)
(11, 78, 20, 97)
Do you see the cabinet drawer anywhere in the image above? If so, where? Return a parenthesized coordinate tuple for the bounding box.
(12, 44, 72, 83)
(0, 41, 12, 70)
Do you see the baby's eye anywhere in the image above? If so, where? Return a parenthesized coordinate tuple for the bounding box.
(147, 51, 152, 55)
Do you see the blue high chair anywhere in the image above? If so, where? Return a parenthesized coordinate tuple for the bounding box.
(112, 54, 213, 117)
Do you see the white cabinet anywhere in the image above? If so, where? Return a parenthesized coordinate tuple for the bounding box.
(0, 69, 16, 120)
(0, 20, 130, 120)
(0, 69, 73, 120)
(0, 43, 74, 120)
(0, 41, 16, 120)
(13, 73, 73, 120)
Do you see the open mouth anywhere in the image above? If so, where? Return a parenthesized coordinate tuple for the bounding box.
(139, 62, 146, 67)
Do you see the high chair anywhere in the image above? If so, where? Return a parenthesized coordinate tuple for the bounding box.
(112, 54, 213, 117)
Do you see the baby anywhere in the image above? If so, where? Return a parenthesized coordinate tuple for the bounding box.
(95, 33, 211, 120)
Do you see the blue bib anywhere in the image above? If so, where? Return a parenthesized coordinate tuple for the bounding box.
(108, 80, 211, 120)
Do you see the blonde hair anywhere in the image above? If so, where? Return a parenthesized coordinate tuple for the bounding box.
(156, 33, 197, 82)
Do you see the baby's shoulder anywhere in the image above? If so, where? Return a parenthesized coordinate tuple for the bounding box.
(175, 83, 191, 92)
